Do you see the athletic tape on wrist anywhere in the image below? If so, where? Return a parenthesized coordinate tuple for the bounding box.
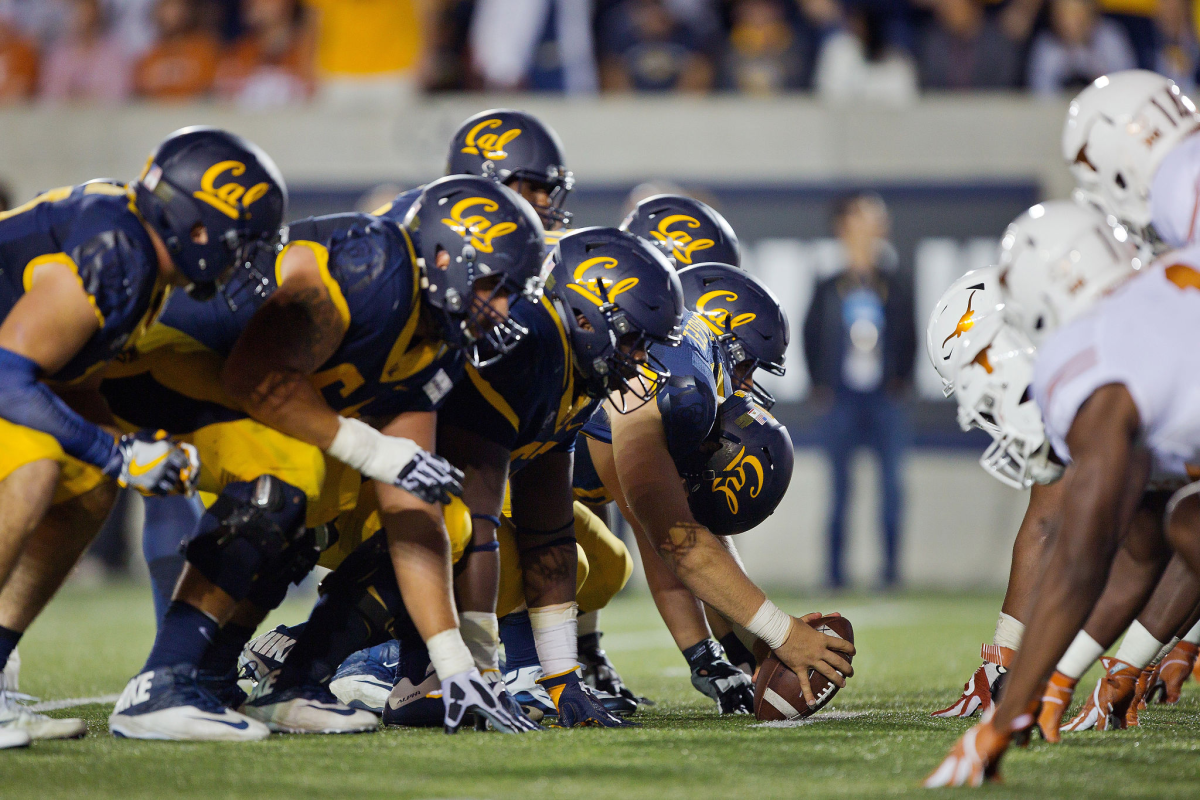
(426, 627, 475, 680)
(746, 599, 791, 651)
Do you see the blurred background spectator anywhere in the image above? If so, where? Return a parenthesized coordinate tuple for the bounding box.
(133, 0, 219, 99)
(1152, 0, 1198, 92)
(1028, 0, 1136, 95)
(917, 0, 1025, 89)
(0, 0, 1194, 103)
(0, 15, 36, 101)
(470, 0, 598, 92)
(804, 193, 914, 590)
(40, 0, 131, 103)
(215, 0, 313, 107)
(599, 0, 717, 92)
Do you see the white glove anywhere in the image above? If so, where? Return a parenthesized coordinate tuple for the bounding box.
(442, 669, 538, 734)
(104, 429, 200, 496)
(326, 417, 463, 505)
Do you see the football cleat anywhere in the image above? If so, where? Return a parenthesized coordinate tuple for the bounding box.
(503, 665, 557, 720)
(1145, 640, 1198, 705)
(538, 668, 639, 728)
(1035, 670, 1077, 743)
(579, 632, 639, 708)
(238, 624, 300, 684)
(0, 728, 30, 749)
(441, 669, 537, 734)
(241, 670, 377, 734)
(196, 667, 248, 710)
(1, 672, 86, 741)
(109, 665, 268, 741)
(1061, 657, 1140, 732)
(329, 641, 400, 715)
(931, 644, 1014, 719)
(382, 674, 447, 729)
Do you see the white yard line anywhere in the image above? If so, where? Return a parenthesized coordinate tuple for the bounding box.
(753, 710, 870, 727)
(27, 694, 120, 712)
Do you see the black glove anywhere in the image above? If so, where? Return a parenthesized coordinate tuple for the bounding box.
(685, 639, 754, 714)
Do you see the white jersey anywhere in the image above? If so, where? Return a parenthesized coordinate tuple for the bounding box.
(1150, 132, 1200, 251)
(1032, 248, 1200, 476)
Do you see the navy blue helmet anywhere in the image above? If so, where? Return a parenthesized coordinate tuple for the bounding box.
(446, 109, 574, 228)
(547, 227, 684, 412)
(133, 127, 287, 293)
(404, 175, 547, 368)
(620, 194, 740, 269)
(682, 392, 794, 535)
(678, 263, 789, 409)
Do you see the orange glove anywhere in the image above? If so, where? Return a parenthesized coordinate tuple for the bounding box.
(1036, 670, 1077, 743)
(924, 718, 1013, 788)
(1061, 657, 1139, 732)
(1147, 641, 1198, 705)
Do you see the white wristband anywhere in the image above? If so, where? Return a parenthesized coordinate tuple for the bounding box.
(326, 416, 419, 484)
(426, 628, 476, 680)
(746, 599, 792, 651)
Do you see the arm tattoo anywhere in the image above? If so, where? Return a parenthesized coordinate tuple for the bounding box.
(660, 522, 705, 562)
(251, 285, 344, 375)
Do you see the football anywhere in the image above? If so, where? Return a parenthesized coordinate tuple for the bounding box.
(753, 615, 855, 722)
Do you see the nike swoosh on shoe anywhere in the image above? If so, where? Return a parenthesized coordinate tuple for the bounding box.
(191, 716, 250, 730)
(309, 704, 360, 716)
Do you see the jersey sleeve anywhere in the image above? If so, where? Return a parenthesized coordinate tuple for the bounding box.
(372, 187, 422, 225)
(1032, 315, 1107, 465)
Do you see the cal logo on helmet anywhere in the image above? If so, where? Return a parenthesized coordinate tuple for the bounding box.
(192, 160, 272, 220)
(712, 445, 764, 515)
(695, 288, 756, 335)
(568, 255, 639, 305)
(460, 118, 522, 161)
(652, 215, 714, 265)
(440, 196, 518, 253)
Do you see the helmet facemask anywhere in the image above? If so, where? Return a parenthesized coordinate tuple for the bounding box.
(501, 169, 574, 229)
(583, 279, 675, 414)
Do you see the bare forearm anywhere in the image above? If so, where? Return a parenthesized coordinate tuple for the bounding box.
(239, 370, 341, 450)
(630, 520, 710, 650)
(652, 520, 767, 629)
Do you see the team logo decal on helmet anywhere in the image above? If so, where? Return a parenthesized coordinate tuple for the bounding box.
(925, 266, 1000, 397)
(459, 117, 523, 161)
(548, 227, 684, 413)
(440, 196, 518, 253)
(190, 161, 273, 219)
(677, 263, 789, 409)
(621, 194, 741, 268)
(681, 392, 794, 535)
(406, 175, 547, 368)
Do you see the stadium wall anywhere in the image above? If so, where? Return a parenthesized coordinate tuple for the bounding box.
(3, 96, 1064, 589)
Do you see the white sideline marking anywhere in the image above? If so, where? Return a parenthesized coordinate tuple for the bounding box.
(27, 694, 119, 712)
(753, 710, 869, 728)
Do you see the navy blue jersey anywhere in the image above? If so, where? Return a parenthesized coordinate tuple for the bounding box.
(103, 213, 463, 433)
(373, 187, 423, 226)
(439, 293, 597, 475)
(0, 183, 167, 382)
(579, 309, 730, 465)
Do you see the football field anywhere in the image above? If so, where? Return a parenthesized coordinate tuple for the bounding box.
(3, 585, 1199, 799)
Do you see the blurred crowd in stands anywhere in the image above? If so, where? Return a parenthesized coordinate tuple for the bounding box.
(0, 0, 1195, 107)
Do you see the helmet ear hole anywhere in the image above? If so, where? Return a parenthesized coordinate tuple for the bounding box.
(190, 223, 208, 245)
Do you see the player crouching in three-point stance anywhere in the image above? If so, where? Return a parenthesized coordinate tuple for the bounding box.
(0, 127, 284, 749)
(107, 175, 545, 740)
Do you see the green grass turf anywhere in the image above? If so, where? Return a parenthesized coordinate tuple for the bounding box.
(3, 585, 1200, 799)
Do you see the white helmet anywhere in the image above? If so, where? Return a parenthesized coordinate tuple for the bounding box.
(1062, 70, 1200, 238)
(952, 316, 1062, 489)
(998, 200, 1139, 346)
(925, 265, 1001, 397)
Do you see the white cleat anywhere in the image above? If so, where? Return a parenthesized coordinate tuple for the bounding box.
(1, 673, 87, 741)
(503, 665, 557, 720)
(0, 728, 30, 750)
(108, 666, 269, 741)
(241, 670, 377, 734)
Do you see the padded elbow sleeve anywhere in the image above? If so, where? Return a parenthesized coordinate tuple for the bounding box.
(0, 346, 117, 468)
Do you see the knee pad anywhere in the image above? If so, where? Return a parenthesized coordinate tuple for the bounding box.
(185, 476, 308, 602)
(318, 531, 416, 644)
